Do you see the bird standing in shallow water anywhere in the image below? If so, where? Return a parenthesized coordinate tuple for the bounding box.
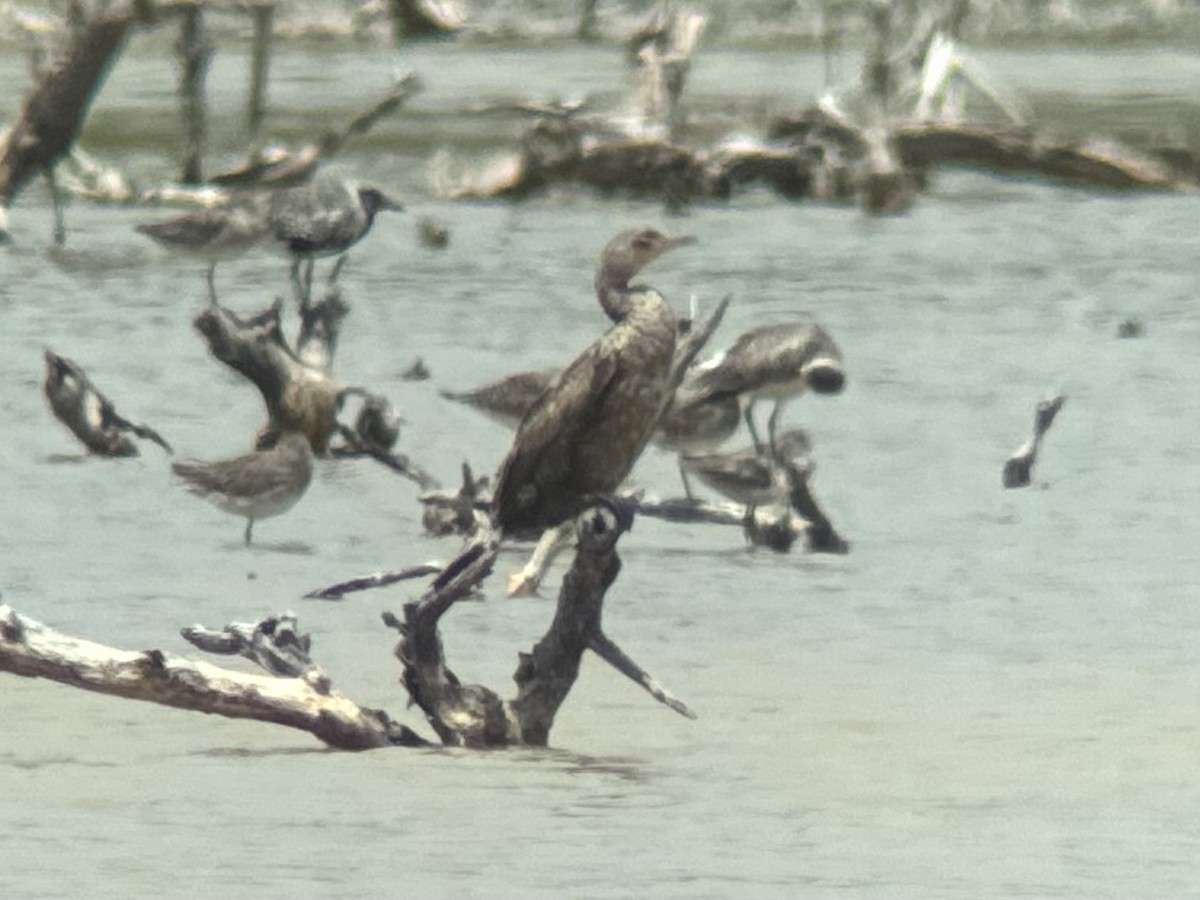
(135, 196, 271, 304)
(652, 390, 741, 499)
(691, 320, 845, 454)
(172, 431, 314, 545)
(265, 176, 403, 303)
(491, 228, 695, 536)
(680, 427, 812, 511)
(440, 368, 558, 432)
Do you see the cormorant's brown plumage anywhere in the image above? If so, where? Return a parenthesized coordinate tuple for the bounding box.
(491, 228, 694, 535)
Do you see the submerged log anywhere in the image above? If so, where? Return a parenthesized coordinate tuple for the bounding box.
(893, 124, 1185, 190)
(0, 604, 425, 749)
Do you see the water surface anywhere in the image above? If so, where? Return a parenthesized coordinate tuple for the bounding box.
(1, 42, 1199, 899)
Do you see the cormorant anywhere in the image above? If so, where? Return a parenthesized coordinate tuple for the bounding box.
(491, 227, 694, 535)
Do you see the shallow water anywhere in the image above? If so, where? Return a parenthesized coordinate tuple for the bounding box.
(2, 41, 1200, 899)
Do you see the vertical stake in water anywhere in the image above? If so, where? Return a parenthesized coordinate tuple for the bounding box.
(247, 4, 275, 143)
(175, 4, 213, 185)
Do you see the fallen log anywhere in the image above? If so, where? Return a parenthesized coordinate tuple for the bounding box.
(0, 604, 425, 749)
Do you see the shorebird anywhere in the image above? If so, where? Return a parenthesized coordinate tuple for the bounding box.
(172, 431, 314, 545)
(265, 176, 403, 303)
(691, 320, 845, 453)
(652, 389, 741, 498)
(43, 350, 172, 457)
(135, 196, 271, 304)
(440, 368, 557, 432)
(680, 428, 812, 512)
(491, 227, 694, 536)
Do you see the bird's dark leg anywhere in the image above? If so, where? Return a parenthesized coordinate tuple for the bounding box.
(205, 262, 218, 305)
(328, 254, 349, 286)
(244, 519, 254, 545)
(303, 259, 315, 305)
(289, 258, 305, 307)
(766, 401, 785, 456)
(743, 399, 765, 454)
(45, 166, 65, 246)
(677, 459, 696, 501)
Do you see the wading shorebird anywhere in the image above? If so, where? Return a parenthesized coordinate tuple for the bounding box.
(690, 320, 845, 453)
(135, 196, 271, 304)
(652, 389, 741, 499)
(265, 176, 403, 303)
(491, 227, 695, 536)
(172, 431, 314, 545)
(680, 427, 813, 513)
(439, 368, 558, 432)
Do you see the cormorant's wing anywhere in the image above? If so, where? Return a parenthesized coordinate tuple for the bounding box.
(491, 343, 619, 529)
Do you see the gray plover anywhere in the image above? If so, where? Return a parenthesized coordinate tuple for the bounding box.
(135, 197, 271, 304)
(680, 427, 812, 510)
(172, 431, 314, 545)
(43, 349, 172, 457)
(691, 320, 844, 453)
(265, 176, 403, 302)
(440, 368, 558, 432)
(492, 228, 694, 535)
(653, 390, 740, 499)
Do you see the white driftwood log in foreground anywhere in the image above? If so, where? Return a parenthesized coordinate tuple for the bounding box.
(0, 605, 424, 749)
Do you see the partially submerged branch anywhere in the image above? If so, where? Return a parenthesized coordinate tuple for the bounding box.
(392, 503, 695, 748)
(43, 349, 172, 456)
(0, 604, 425, 750)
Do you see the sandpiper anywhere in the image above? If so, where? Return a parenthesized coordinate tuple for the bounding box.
(680, 427, 813, 511)
(135, 196, 271, 304)
(172, 431, 314, 545)
(691, 320, 845, 453)
(491, 228, 694, 536)
(440, 368, 558, 432)
(265, 175, 403, 302)
(652, 390, 741, 499)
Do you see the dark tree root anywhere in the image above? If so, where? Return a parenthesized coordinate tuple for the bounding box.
(388, 505, 694, 748)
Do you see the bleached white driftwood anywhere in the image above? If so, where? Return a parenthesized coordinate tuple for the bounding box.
(0, 604, 424, 749)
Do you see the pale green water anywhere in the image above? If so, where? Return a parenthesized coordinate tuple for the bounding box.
(1, 43, 1199, 899)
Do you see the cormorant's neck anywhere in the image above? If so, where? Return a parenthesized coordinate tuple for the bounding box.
(595, 268, 638, 322)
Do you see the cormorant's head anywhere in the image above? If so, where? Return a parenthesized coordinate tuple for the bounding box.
(599, 228, 696, 287)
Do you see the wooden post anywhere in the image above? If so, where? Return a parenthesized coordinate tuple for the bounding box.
(247, 4, 274, 141)
(175, 4, 212, 184)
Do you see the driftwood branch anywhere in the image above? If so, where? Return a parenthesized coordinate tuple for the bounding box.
(43, 349, 172, 456)
(193, 299, 346, 452)
(390, 503, 694, 748)
(305, 562, 443, 601)
(0, 3, 144, 242)
(0, 604, 426, 750)
(180, 611, 319, 678)
(210, 73, 424, 190)
(1003, 393, 1065, 488)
